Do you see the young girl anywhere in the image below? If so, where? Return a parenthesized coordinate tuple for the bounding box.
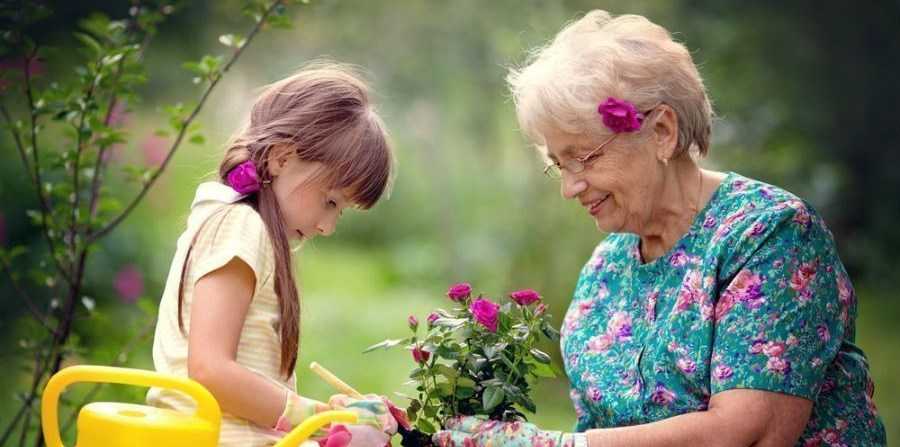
(147, 63, 398, 446)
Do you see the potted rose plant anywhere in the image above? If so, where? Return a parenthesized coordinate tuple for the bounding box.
(365, 283, 561, 447)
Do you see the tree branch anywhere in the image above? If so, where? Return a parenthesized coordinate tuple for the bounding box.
(0, 256, 54, 333)
(60, 318, 156, 434)
(88, 0, 286, 243)
(0, 101, 72, 285)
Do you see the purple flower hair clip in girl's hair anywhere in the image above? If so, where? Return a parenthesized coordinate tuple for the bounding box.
(598, 97, 645, 133)
(226, 160, 262, 194)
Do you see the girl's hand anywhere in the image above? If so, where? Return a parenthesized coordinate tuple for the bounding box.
(327, 394, 399, 434)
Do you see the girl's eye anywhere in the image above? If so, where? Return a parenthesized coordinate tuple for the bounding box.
(327, 200, 338, 209)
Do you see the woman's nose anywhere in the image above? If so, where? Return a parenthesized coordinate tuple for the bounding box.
(560, 172, 587, 199)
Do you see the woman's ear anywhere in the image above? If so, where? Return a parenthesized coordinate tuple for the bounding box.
(652, 105, 679, 162)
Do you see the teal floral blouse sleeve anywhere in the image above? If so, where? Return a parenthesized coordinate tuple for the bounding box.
(560, 173, 886, 446)
(710, 199, 844, 399)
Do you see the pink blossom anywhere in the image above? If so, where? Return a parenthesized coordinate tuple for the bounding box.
(141, 134, 168, 166)
(713, 364, 733, 381)
(727, 269, 765, 308)
(587, 333, 614, 353)
(407, 315, 419, 331)
(597, 97, 645, 133)
(426, 312, 440, 327)
(650, 383, 676, 406)
(587, 386, 602, 402)
(411, 345, 430, 364)
(677, 358, 697, 374)
(607, 311, 632, 339)
(836, 273, 854, 306)
(766, 356, 791, 375)
(509, 288, 541, 306)
(703, 215, 717, 228)
(669, 249, 689, 267)
(790, 261, 818, 293)
(114, 265, 144, 303)
(534, 303, 547, 316)
(644, 292, 659, 322)
(108, 100, 129, 127)
(469, 297, 500, 332)
(447, 282, 472, 302)
(714, 292, 735, 322)
(749, 339, 766, 354)
(746, 222, 766, 237)
(762, 341, 786, 357)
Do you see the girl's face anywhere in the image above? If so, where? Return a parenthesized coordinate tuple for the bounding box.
(269, 156, 353, 242)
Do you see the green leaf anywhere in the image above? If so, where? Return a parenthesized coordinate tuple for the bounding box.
(362, 338, 406, 353)
(529, 348, 552, 364)
(415, 418, 436, 434)
(482, 386, 505, 411)
(189, 133, 205, 145)
(74, 32, 103, 56)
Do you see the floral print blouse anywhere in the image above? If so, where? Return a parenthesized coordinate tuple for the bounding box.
(561, 172, 886, 446)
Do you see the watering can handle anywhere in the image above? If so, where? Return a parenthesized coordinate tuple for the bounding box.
(41, 365, 221, 447)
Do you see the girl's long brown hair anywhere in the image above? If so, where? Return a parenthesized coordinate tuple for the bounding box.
(177, 62, 393, 378)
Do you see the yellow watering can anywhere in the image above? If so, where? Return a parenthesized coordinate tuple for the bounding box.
(41, 365, 357, 447)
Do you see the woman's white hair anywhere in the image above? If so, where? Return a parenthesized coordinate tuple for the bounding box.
(507, 10, 713, 156)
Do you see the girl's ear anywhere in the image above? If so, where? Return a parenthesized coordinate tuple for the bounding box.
(267, 146, 290, 177)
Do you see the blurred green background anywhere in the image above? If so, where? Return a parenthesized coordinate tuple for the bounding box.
(1, 0, 898, 444)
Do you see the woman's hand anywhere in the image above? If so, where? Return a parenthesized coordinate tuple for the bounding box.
(433, 416, 586, 447)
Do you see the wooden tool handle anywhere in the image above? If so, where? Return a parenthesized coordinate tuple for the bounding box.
(309, 362, 364, 399)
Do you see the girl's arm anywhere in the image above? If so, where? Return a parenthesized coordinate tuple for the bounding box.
(187, 257, 318, 428)
(586, 388, 812, 447)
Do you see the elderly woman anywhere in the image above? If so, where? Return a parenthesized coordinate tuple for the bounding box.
(435, 10, 886, 447)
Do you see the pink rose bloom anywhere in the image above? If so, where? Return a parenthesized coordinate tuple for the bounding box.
(766, 356, 791, 375)
(509, 288, 541, 306)
(713, 364, 733, 381)
(411, 345, 430, 364)
(447, 282, 472, 302)
(469, 297, 500, 332)
(597, 97, 645, 133)
(226, 160, 261, 194)
(318, 424, 352, 447)
(426, 312, 440, 327)
(407, 315, 419, 331)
